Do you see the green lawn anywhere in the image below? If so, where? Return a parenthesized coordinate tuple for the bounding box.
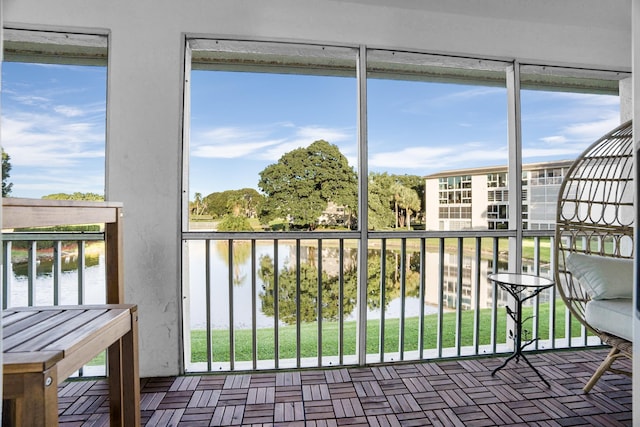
(191, 301, 584, 363)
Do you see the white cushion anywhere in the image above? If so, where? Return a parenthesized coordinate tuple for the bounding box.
(585, 299, 633, 341)
(565, 253, 633, 300)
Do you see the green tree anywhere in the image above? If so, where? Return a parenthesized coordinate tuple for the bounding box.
(258, 254, 358, 324)
(190, 192, 207, 216)
(258, 140, 357, 230)
(203, 188, 263, 219)
(365, 248, 421, 310)
(367, 172, 395, 230)
(2, 150, 13, 197)
(217, 214, 253, 231)
(257, 246, 420, 325)
(215, 240, 252, 285)
(395, 185, 421, 229)
(395, 174, 425, 223)
(42, 192, 104, 201)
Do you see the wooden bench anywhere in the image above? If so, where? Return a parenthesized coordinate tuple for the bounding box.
(3, 305, 139, 426)
(1, 198, 140, 426)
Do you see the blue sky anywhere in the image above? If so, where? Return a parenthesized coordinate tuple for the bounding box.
(1, 62, 620, 199)
(2, 63, 106, 198)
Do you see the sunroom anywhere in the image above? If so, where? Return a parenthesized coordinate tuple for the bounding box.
(0, 1, 637, 426)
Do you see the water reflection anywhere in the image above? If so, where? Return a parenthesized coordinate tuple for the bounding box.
(7, 239, 548, 328)
(6, 245, 106, 307)
(185, 240, 539, 330)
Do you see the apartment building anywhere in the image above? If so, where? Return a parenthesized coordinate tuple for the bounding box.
(424, 160, 574, 231)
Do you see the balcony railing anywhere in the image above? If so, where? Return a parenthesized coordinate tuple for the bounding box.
(182, 229, 600, 372)
(3, 231, 106, 308)
(2, 230, 109, 376)
(2, 227, 600, 374)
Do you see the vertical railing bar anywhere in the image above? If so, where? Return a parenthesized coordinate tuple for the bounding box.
(533, 236, 540, 350)
(228, 239, 235, 371)
(3, 241, 11, 309)
(455, 237, 463, 356)
(274, 240, 280, 369)
(582, 237, 591, 347)
(437, 238, 445, 358)
(77, 240, 86, 377)
(205, 240, 212, 372)
(565, 302, 572, 348)
(338, 239, 345, 365)
(399, 238, 406, 361)
(418, 238, 426, 359)
(251, 240, 257, 370)
(473, 237, 482, 355)
(566, 232, 576, 348)
(379, 239, 386, 363)
(550, 236, 557, 349)
(28, 241, 36, 306)
(53, 241, 62, 306)
(296, 239, 301, 368)
(317, 238, 323, 367)
(491, 237, 499, 354)
(77, 241, 86, 305)
(567, 235, 581, 348)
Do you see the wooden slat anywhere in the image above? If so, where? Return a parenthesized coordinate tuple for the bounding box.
(3, 310, 80, 350)
(56, 313, 132, 382)
(9, 304, 134, 311)
(2, 197, 122, 229)
(3, 351, 63, 374)
(38, 309, 127, 353)
(2, 309, 54, 330)
(8, 309, 109, 353)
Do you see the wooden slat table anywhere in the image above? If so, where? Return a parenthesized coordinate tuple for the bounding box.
(2, 305, 140, 426)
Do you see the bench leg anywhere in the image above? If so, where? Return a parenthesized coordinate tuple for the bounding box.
(3, 369, 58, 427)
(108, 309, 141, 427)
(123, 309, 141, 426)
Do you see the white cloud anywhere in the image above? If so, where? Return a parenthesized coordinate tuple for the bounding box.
(563, 115, 620, 142)
(541, 135, 567, 144)
(191, 123, 355, 162)
(1, 112, 105, 168)
(522, 147, 582, 159)
(296, 126, 350, 143)
(402, 87, 504, 115)
(12, 95, 50, 107)
(193, 139, 286, 159)
(54, 105, 85, 117)
(369, 142, 508, 171)
(11, 171, 104, 195)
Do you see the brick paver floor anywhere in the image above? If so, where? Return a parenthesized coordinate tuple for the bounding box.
(58, 348, 632, 426)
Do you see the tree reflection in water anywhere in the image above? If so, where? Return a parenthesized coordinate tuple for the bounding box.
(258, 248, 423, 325)
(215, 240, 251, 285)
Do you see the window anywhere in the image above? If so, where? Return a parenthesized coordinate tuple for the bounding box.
(367, 50, 508, 232)
(520, 65, 623, 229)
(2, 29, 108, 199)
(180, 38, 630, 371)
(187, 40, 358, 232)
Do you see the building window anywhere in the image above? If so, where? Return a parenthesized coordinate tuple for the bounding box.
(487, 172, 507, 188)
(438, 176, 472, 206)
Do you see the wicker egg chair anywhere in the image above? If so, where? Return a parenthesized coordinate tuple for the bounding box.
(555, 119, 633, 393)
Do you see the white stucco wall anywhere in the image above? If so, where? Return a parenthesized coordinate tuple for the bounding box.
(2, 0, 633, 377)
(424, 178, 439, 231)
(471, 175, 488, 228)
